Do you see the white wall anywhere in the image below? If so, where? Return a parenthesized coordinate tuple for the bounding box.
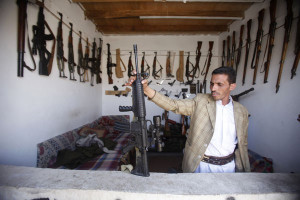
(0, 0, 102, 167)
(219, 0, 300, 172)
(102, 35, 219, 124)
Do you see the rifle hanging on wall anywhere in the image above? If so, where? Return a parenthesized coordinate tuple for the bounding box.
(32, 0, 56, 76)
(230, 31, 236, 68)
(222, 40, 226, 66)
(56, 12, 67, 79)
(235, 25, 244, 73)
(115, 48, 126, 79)
(89, 38, 97, 86)
(127, 52, 134, 78)
(166, 51, 174, 78)
(186, 42, 202, 84)
(291, 9, 300, 79)
(185, 52, 195, 84)
(201, 41, 214, 94)
(141, 52, 150, 79)
(242, 19, 252, 85)
(83, 38, 90, 82)
(251, 9, 265, 85)
(226, 36, 231, 67)
(276, 0, 293, 93)
(107, 43, 116, 84)
(77, 31, 85, 82)
(176, 51, 184, 82)
(95, 38, 103, 84)
(152, 52, 163, 80)
(67, 23, 76, 81)
(262, 0, 277, 84)
(17, 0, 37, 77)
(232, 88, 255, 102)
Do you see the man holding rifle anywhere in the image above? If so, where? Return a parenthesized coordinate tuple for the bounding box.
(126, 66, 250, 173)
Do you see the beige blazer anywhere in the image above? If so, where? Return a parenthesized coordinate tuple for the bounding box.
(151, 92, 251, 173)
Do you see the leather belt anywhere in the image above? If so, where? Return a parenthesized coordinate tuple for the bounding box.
(202, 153, 235, 166)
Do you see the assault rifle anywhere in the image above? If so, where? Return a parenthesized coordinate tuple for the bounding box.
(89, 38, 97, 86)
(185, 52, 195, 84)
(68, 23, 76, 81)
(251, 9, 265, 85)
(32, 0, 55, 76)
(176, 51, 184, 82)
(119, 44, 150, 177)
(263, 0, 277, 83)
(242, 19, 252, 85)
(291, 10, 300, 79)
(226, 36, 231, 66)
(77, 31, 85, 82)
(83, 38, 90, 82)
(95, 38, 103, 84)
(276, 0, 293, 93)
(187, 42, 202, 84)
(56, 12, 67, 78)
(232, 88, 254, 102)
(141, 52, 150, 79)
(127, 52, 134, 78)
(231, 31, 236, 68)
(166, 51, 174, 77)
(17, 0, 36, 77)
(201, 41, 214, 94)
(152, 52, 163, 79)
(222, 40, 226, 66)
(235, 25, 244, 72)
(107, 43, 116, 84)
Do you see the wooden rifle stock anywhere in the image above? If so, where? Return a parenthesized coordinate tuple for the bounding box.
(176, 51, 184, 82)
(236, 25, 244, 72)
(202, 41, 214, 94)
(152, 52, 162, 79)
(276, 0, 293, 93)
(242, 19, 252, 85)
(251, 9, 265, 85)
(127, 52, 134, 78)
(222, 40, 226, 66)
(188, 41, 202, 83)
(291, 8, 300, 79)
(232, 88, 254, 102)
(141, 52, 150, 79)
(231, 31, 236, 68)
(166, 51, 172, 77)
(263, 0, 277, 83)
(115, 48, 126, 78)
(226, 36, 231, 66)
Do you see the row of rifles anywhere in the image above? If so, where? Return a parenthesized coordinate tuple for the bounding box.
(222, 0, 299, 93)
(17, 0, 103, 86)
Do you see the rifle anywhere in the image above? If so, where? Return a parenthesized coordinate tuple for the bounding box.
(83, 38, 90, 82)
(127, 52, 134, 78)
(115, 48, 126, 78)
(262, 0, 277, 83)
(226, 36, 231, 66)
(107, 43, 116, 84)
(185, 52, 196, 84)
(166, 51, 173, 77)
(291, 10, 300, 79)
(56, 12, 67, 79)
(188, 42, 202, 84)
(235, 25, 244, 72)
(176, 51, 184, 82)
(77, 31, 85, 82)
(231, 31, 236, 68)
(201, 41, 214, 94)
(251, 9, 265, 85)
(276, 0, 293, 93)
(89, 38, 97, 86)
(232, 87, 254, 102)
(242, 19, 252, 85)
(119, 44, 150, 177)
(222, 40, 226, 66)
(17, 0, 36, 77)
(152, 52, 163, 79)
(32, 0, 55, 76)
(67, 23, 76, 81)
(95, 38, 103, 84)
(141, 52, 150, 79)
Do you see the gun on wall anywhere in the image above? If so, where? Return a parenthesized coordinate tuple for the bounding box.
(185, 52, 196, 84)
(127, 52, 134, 78)
(235, 25, 244, 73)
(262, 0, 277, 83)
(89, 38, 97, 86)
(32, 0, 55, 76)
(119, 44, 150, 177)
(251, 9, 265, 85)
(68, 23, 76, 81)
(187, 42, 202, 84)
(230, 31, 236, 68)
(222, 40, 226, 66)
(226, 36, 231, 67)
(95, 38, 103, 84)
(56, 12, 67, 79)
(141, 52, 150, 79)
(107, 43, 116, 84)
(17, 0, 36, 77)
(83, 38, 90, 82)
(176, 51, 184, 82)
(276, 0, 293, 93)
(201, 41, 214, 94)
(152, 52, 163, 80)
(242, 19, 252, 85)
(291, 9, 300, 79)
(232, 87, 254, 102)
(77, 31, 85, 82)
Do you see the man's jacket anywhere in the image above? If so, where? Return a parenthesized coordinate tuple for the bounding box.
(150, 92, 251, 173)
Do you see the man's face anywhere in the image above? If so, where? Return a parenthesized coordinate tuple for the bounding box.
(210, 74, 236, 105)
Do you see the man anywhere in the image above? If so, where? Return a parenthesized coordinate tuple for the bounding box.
(127, 66, 250, 173)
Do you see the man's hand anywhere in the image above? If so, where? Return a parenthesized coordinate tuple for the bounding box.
(124, 70, 156, 99)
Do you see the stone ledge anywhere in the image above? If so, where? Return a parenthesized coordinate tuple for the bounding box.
(0, 165, 299, 200)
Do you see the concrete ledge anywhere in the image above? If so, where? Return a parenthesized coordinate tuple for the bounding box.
(0, 165, 299, 200)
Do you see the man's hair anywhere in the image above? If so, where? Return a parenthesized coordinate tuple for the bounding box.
(212, 66, 236, 84)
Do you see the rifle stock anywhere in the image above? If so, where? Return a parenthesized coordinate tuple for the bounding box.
(242, 19, 252, 85)
(202, 41, 214, 93)
(115, 48, 126, 78)
(235, 25, 244, 72)
(291, 8, 300, 79)
(176, 51, 184, 82)
(231, 31, 236, 68)
(68, 23, 76, 81)
(107, 43, 116, 84)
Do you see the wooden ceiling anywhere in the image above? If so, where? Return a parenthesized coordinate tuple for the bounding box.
(73, 0, 262, 35)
